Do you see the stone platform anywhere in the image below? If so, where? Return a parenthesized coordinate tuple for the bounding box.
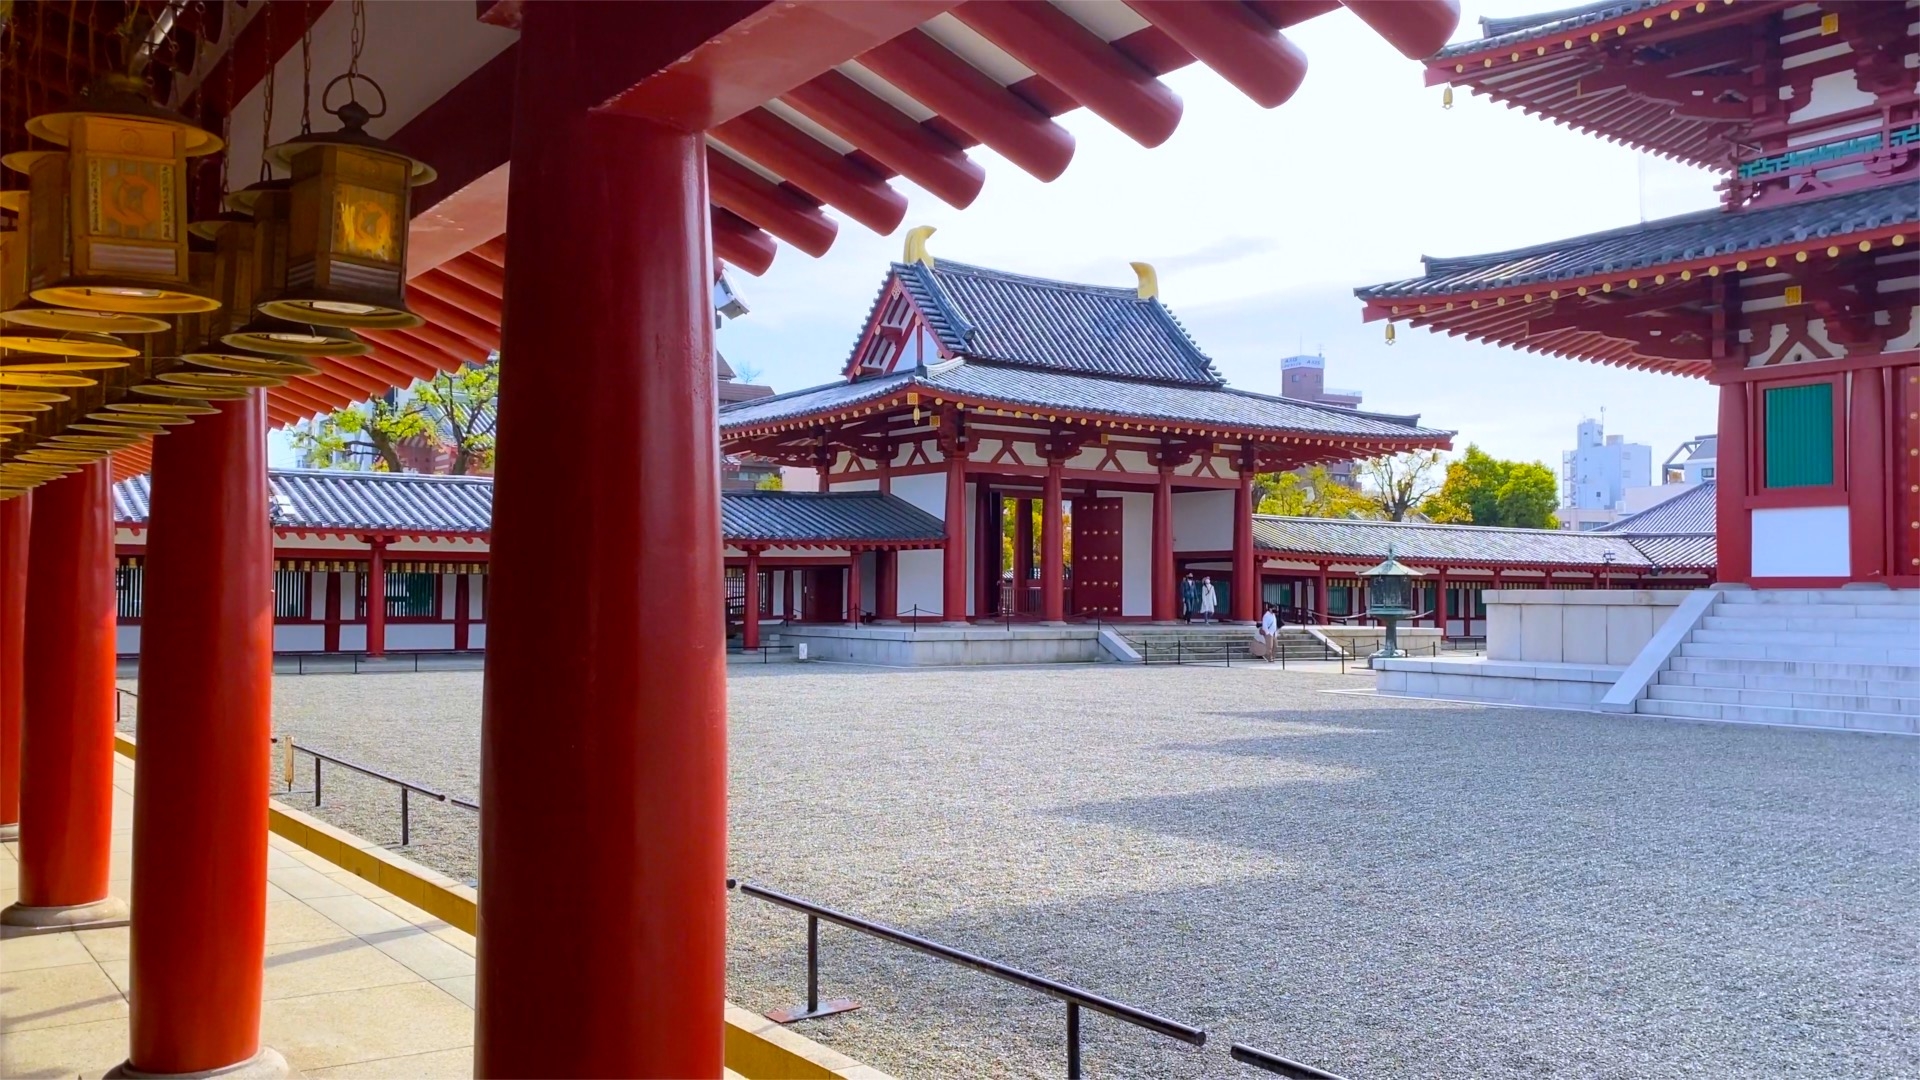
(777, 623, 1105, 666)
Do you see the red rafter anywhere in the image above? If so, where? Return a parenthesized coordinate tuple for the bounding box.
(781, 70, 986, 209)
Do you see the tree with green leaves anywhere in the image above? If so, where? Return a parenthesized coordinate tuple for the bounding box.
(289, 358, 500, 476)
(1256, 465, 1374, 518)
(1422, 445, 1560, 529)
(1353, 451, 1446, 521)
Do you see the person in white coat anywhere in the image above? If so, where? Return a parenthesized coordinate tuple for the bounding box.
(1259, 603, 1280, 661)
(1199, 576, 1218, 623)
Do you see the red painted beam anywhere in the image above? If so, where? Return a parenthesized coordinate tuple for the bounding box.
(270, 383, 339, 422)
(712, 208, 778, 276)
(1340, 1, 1460, 61)
(858, 30, 1075, 182)
(600, 1, 957, 130)
(435, 252, 507, 298)
(356, 340, 445, 385)
(954, 1, 1183, 149)
(472, 237, 508, 268)
(1246, 1, 1343, 30)
(308, 358, 390, 398)
(411, 270, 504, 327)
(1126, 1, 1307, 110)
(363, 331, 466, 377)
(711, 108, 908, 235)
(782, 71, 986, 209)
(707, 149, 839, 257)
(407, 290, 503, 354)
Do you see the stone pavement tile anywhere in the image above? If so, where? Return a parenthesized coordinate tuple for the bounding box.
(363, 928, 474, 982)
(282, 843, 346, 873)
(98, 958, 131, 996)
(267, 898, 360, 947)
(0, 840, 16, 862)
(0, 1014, 131, 1077)
(262, 981, 473, 1071)
(430, 975, 474, 1008)
(2, 929, 97, 972)
(74, 925, 130, 964)
(262, 938, 418, 1001)
(107, 847, 134, 880)
(264, 878, 294, 904)
(367, 894, 476, 956)
(266, 845, 304, 869)
(302, 894, 413, 938)
(267, 864, 353, 901)
(0, 962, 129, 1032)
(307, 1046, 474, 1079)
(324, 870, 389, 899)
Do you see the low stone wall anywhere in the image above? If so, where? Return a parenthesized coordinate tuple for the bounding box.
(1377, 657, 1622, 708)
(1313, 625, 1443, 657)
(780, 624, 1103, 666)
(1488, 590, 1690, 666)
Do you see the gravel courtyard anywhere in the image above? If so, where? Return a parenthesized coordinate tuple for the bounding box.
(235, 663, 1917, 1080)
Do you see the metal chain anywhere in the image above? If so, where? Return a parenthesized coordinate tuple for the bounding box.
(299, 20, 312, 133)
(259, 11, 276, 180)
(348, 0, 364, 76)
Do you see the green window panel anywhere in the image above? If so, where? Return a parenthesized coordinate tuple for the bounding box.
(1763, 383, 1835, 489)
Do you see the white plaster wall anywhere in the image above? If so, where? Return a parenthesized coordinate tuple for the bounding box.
(1788, 70, 1880, 130)
(859, 552, 878, 620)
(897, 551, 944, 618)
(341, 572, 360, 615)
(117, 626, 140, 655)
(467, 576, 484, 618)
(308, 574, 328, 618)
(387, 624, 456, 651)
(440, 576, 459, 619)
(770, 570, 789, 617)
(339, 625, 367, 652)
(1752, 505, 1851, 577)
(1172, 490, 1234, 551)
(468, 624, 486, 649)
(275, 625, 326, 652)
(891, 472, 946, 519)
(1119, 492, 1152, 617)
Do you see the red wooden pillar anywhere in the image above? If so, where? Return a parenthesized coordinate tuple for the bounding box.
(0, 493, 27, 841)
(743, 549, 761, 650)
(975, 486, 996, 617)
(365, 539, 387, 658)
(875, 549, 896, 622)
(477, 10, 727, 1074)
(1435, 566, 1450, 635)
(126, 391, 279, 1075)
(1013, 497, 1033, 612)
(3, 462, 123, 929)
(1042, 458, 1066, 623)
(782, 569, 795, 623)
(1715, 375, 1752, 585)
(847, 550, 863, 625)
(1151, 466, 1175, 621)
(1849, 366, 1889, 582)
(1313, 562, 1328, 621)
(454, 574, 472, 651)
(323, 570, 342, 653)
(942, 448, 967, 624)
(1232, 467, 1257, 621)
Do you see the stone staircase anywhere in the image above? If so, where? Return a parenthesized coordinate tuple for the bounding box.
(1637, 589, 1920, 734)
(1119, 624, 1343, 663)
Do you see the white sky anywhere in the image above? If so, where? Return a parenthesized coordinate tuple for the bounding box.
(715, 0, 1725, 480)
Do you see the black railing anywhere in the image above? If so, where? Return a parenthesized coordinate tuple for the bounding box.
(1231, 1043, 1350, 1080)
(278, 650, 484, 675)
(729, 880, 1207, 1079)
(289, 742, 453, 848)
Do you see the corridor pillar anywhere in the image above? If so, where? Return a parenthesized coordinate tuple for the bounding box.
(1714, 374, 1752, 585)
(1151, 466, 1175, 622)
(1041, 458, 1066, 624)
(743, 549, 761, 650)
(876, 549, 899, 623)
(1232, 467, 1257, 621)
(3, 462, 124, 930)
(942, 449, 967, 624)
(477, 7, 727, 1074)
(0, 493, 26, 842)
(1848, 366, 1889, 582)
(847, 551, 864, 625)
(125, 391, 282, 1076)
(1013, 498, 1033, 613)
(365, 538, 387, 657)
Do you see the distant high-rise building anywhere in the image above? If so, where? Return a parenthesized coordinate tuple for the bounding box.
(1278, 353, 1365, 486)
(1558, 417, 1653, 530)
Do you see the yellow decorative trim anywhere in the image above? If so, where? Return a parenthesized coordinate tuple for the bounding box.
(1130, 261, 1159, 300)
(903, 225, 936, 268)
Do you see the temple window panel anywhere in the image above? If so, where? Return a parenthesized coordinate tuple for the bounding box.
(1761, 380, 1839, 489)
(274, 569, 311, 620)
(357, 570, 443, 620)
(116, 563, 145, 620)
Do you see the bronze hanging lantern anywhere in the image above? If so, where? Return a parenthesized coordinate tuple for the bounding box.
(22, 74, 225, 314)
(255, 76, 434, 330)
(175, 218, 314, 384)
(221, 180, 368, 356)
(0, 190, 25, 311)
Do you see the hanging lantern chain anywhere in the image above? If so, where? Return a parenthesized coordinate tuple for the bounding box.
(64, 0, 78, 96)
(299, 21, 313, 134)
(259, 13, 276, 181)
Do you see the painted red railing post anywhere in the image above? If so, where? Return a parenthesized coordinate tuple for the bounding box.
(4, 462, 123, 931)
(126, 391, 280, 1075)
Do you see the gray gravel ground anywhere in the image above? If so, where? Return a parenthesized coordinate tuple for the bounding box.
(138, 664, 1920, 1080)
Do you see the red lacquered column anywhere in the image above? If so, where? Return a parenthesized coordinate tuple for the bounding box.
(4, 462, 123, 929)
(846, 550, 863, 625)
(1715, 376, 1752, 585)
(125, 392, 277, 1073)
(365, 538, 387, 657)
(743, 549, 762, 650)
(1151, 465, 1175, 621)
(476, 10, 726, 1075)
(1042, 458, 1065, 623)
(1232, 467, 1257, 621)
(942, 448, 968, 624)
(0, 493, 28, 841)
(1848, 366, 1889, 582)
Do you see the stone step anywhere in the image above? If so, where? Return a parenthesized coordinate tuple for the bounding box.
(1636, 697, 1915, 734)
(1667, 655, 1920, 683)
(1645, 681, 1920, 716)
(1707, 602, 1920, 621)
(1699, 614, 1920, 634)
(1691, 627, 1903, 648)
(1660, 667, 1920, 699)
(1676, 641, 1920, 665)
(1714, 589, 1920, 607)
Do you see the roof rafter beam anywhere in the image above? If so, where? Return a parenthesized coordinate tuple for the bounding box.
(857, 29, 1076, 182)
(712, 107, 908, 233)
(1126, 0, 1308, 110)
(780, 70, 986, 209)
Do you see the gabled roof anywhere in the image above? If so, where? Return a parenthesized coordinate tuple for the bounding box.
(1357, 186, 1918, 302)
(892, 260, 1223, 385)
(1253, 515, 1659, 569)
(717, 361, 1448, 444)
(113, 470, 948, 548)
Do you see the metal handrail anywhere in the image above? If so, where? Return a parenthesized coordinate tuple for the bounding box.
(1230, 1043, 1349, 1079)
(289, 741, 448, 847)
(729, 879, 1205, 1078)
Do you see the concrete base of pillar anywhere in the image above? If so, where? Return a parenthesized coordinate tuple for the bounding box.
(0, 895, 129, 934)
(107, 1047, 292, 1079)
(0, 822, 17, 842)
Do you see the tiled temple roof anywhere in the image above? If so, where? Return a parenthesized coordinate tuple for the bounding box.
(113, 470, 946, 546)
(1596, 482, 1716, 567)
(1356, 186, 1918, 301)
(1435, 0, 1661, 59)
(894, 260, 1222, 385)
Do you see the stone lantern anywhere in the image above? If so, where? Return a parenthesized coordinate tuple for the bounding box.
(1358, 546, 1426, 665)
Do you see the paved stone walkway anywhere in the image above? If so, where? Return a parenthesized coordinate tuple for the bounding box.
(250, 663, 1919, 1079)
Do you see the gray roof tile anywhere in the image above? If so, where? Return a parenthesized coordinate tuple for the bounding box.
(1435, 0, 1659, 59)
(1356, 187, 1917, 300)
(1597, 481, 1716, 535)
(721, 491, 945, 545)
(1253, 515, 1656, 569)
